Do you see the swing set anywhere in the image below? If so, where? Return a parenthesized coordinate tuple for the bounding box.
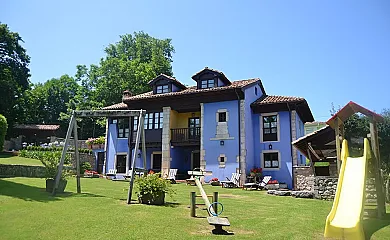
(51, 109, 147, 204)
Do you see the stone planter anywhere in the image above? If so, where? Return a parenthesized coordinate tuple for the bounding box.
(45, 179, 67, 193)
(138, 191, 165, 205)
(279, 183, 288, 189)
(210, 181, 220, 186)
(88, 144, 104, 150)
(266, 183, 279, 190)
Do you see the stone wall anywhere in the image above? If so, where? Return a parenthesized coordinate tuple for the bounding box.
(69, 153, 95, 170)
(0, 164, 46, 178)
(314, 177, 338, 200)
(294, 166, 315, 191)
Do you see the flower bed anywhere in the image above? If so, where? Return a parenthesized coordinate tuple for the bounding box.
(84, 170, 100, 178)
(210, 177, 220, 186)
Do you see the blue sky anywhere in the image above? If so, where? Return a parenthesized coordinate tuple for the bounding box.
(2, 0, 389, 121)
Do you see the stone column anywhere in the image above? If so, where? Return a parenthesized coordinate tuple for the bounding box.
(161, 107, 171, 177)
(239, 100, 246, 185)
(200, 103, 206, 171)
(291, 110, 298, 166)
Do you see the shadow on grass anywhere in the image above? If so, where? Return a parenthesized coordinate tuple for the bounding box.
(363, 213, 390, 239)
(0, 153, 15, 158)
(0, 179, 104, 202)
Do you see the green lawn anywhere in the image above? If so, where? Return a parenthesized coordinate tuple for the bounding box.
(0, 153, 43, 166)
(0, 177, 389, 240)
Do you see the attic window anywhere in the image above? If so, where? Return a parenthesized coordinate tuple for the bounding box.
(156, 85, 169, 94)
(201, 79, 215, 89)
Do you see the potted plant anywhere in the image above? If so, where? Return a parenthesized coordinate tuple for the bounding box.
(210, 177, 220, 186)
(85, 136, 105, 150)
(40, 152, 70, 193)
(250, 167, 263, 182)
(135, 173, 175, 205)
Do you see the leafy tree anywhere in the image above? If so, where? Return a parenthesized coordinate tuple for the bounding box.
(0, 114, 7, 151)
(0, 23, 30, 131)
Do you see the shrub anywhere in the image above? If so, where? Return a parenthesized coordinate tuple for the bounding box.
(135, 173, 175, 202)
(0, 114, 7, 151)
(80, 162, 92, 174)
(19, 150, 71, 165)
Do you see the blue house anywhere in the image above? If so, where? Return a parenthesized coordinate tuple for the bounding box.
(103, 67, 314, 189)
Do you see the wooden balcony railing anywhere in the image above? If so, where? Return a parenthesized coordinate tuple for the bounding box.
(171, 127, 200, 145)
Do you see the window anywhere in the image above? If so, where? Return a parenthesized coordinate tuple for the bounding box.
(201, 79, 215, 89)
(218, 112, 227, 122)
(117, 118, 129, 138)
(255, 87, 258, 96)
(263, 152, 279, 168)
(143, 112, 163, 130)
(262, 115, 278, 141)
(220, 156, 225, 163)
(156, 85, 169, 94)
(218, 154, 226, 168)
(133, 116, 138, 130)
(154, 112, 163, 129)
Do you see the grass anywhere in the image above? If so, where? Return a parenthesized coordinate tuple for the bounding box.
(0, 153, 43, 166)
(0, 177, 389, 239)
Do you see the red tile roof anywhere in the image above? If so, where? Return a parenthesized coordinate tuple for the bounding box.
(102, 102, 128, 110)
(103, 78, 261, 110)
(123, 78, 259, 101)
(14, 124, 60, 131)
(252, 95, 305, 105)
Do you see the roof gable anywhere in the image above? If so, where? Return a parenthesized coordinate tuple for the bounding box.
(191, 67, 231, 86)
(148, 74, 187, 90)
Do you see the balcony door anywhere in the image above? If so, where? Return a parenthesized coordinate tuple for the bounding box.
(188, 117, 200, 140)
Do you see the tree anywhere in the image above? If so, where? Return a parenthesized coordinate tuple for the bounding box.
(0, 23, 30, 131)
(0, 114, 7, 151)
(92, 31, 174, 106)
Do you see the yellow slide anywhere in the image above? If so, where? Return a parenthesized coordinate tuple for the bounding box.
(324, 138, 370, 240)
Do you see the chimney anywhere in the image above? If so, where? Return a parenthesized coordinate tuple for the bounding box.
(122, 90, 132, 99)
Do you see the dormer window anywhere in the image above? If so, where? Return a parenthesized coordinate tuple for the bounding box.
(201, 79, 215, 89)
(156, 84, 169, 94)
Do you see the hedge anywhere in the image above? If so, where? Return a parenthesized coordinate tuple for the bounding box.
(0, 114, 7, 151)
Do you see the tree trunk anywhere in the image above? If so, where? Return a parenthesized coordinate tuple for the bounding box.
(386, 176, 390, 203)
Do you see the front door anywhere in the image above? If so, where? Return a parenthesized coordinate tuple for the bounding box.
(116, 155, 127, 173)
(97, 152, 105, 174)
(152, 153, 162, 172)
(191, 151, 200, 170)
(188, 117, 200, 140)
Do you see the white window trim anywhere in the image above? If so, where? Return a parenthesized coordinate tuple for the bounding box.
(260, 112, 280, 143)
(151, 151, 162, 170)
(218, 154, 226, 168)
(261, 150, 281, 171)
(115, 152, 127, 173)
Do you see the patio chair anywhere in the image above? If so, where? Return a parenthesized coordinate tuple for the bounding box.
(106, 169, 117, 179)
(166, 169, 178, 184)
(220, 173, 241, 188)
(243, 175, 272, 190)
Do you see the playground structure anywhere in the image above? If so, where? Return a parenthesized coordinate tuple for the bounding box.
(324, 101, 386, 239)
(52, 110, 147, 205)
(189, 170, 231, 235)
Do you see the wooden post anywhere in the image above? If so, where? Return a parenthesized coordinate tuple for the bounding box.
(190, 191, 196, 217)
(127, 110, 144, 204)
(334, 117, 341, 175)
(73, 121, 81, 194)
(213, 192, 218, 214)
(370, 120, 386, 218)
(52, 113, 76, 196)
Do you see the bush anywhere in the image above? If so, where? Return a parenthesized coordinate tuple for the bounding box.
(19, 150, 71, 165)
(135, 173, 175, 203)
(24, 146, 92, 154)
(80, 162, 92, 174)
(0, 114, 7, 151)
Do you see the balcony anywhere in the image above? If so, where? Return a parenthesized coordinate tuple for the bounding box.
(171, 127, 200, 146)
